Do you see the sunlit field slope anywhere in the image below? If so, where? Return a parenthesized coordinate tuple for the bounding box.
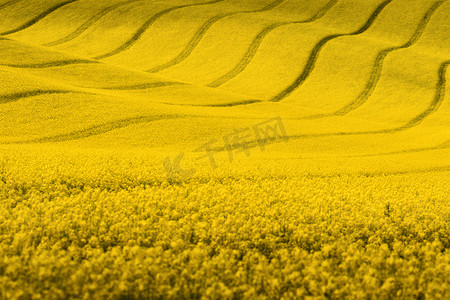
(0, 0, 449, 298)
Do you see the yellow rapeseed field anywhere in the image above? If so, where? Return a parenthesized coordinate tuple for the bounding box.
(0, 0, 449, 298)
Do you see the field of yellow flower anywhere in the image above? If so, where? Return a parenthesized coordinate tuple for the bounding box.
(1, 146, 449, 299)
(1, 0, 450, 298)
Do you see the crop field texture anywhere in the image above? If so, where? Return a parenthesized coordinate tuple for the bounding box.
(0, 0, 449, 299)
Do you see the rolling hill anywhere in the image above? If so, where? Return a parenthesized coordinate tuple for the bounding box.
(0, 0, 449, 298)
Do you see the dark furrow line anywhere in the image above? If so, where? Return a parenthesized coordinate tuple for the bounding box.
(395, 61, 449, 130)
(207, 0, 340, 88)
(195, 99, 262, 107)
(0, 0, 80, 35)
(0, 82, 182, 99)
(159, 99, 262, 107)
(293, 60, 450, 135)
(93, 0, 226, 60)
(0, 56, 184, 91)
(270, 0, 393, 102)
(342, 140, 450, 158)
(6, 115, 184, 144)
(337, 166, 450, 177)
(0, 90, 84, 104)
(0, 59, 98, 68)
(208, 61, 449, 152)
(388, 166, 450, 175)
(147, 0, 287, 73)
(356, 166, 450, 176)
(290, 60, 448, 136)
(305, 167, 450, 177)
(439, 139, 450, 147)
(258, 0, 288, 11)
(43, 0, 143, 47)
(328, 0, 447, 117)
(0, 0, 21, 11)
(96, 81, 185, 90)
(1, 59, 447, 144)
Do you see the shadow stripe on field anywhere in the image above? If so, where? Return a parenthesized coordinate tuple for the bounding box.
(0, 59, 98, 68)
(1, 59, 447, 144)
(270, 0, 394, 102)
(207, 0, 340, 88)
(0, 81, 184, 103)
(5, 58, 445, 142)
(93, 0, 226, 60)
(4, 115, 188, 144)
(0, 90, 82, 104)
(303, 0, 448, 119)
(0, 0, 21, 11)
(146, 0, 288, 73)
(0, 0, 80, 35)
(43, 0, 145, 47)
(204, 60, 450, 152)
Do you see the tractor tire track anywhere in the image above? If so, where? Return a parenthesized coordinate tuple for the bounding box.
(0, 59, 185, 91)
(194, 99, 261, 107)
(270, 0, 393, 102)
(354, 166, 450, 176)
(342, 140, 450, 158)
(291, 60, 450, 136)
(43, 0, 143, 47)
(207, 0, 340, 88)
(328, 0, 447, 117)
(0, 59, 98, 68)
(93, 0, 226, 60)
(0, 0, 21, 11)
(6, 115, 185, 144)
(147, 0, 287, 73)
(0, 0, 80, 35)
(293, 60, 448, 136)
(0, 90, 86, 104)
(96, 81, 185, 90)
(209, 60, 449, 152)
(159, 99, 262, 107)
(2, 58, 447, 144)
(394, 60, 450, 130)
(0, 82, 183, 103)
